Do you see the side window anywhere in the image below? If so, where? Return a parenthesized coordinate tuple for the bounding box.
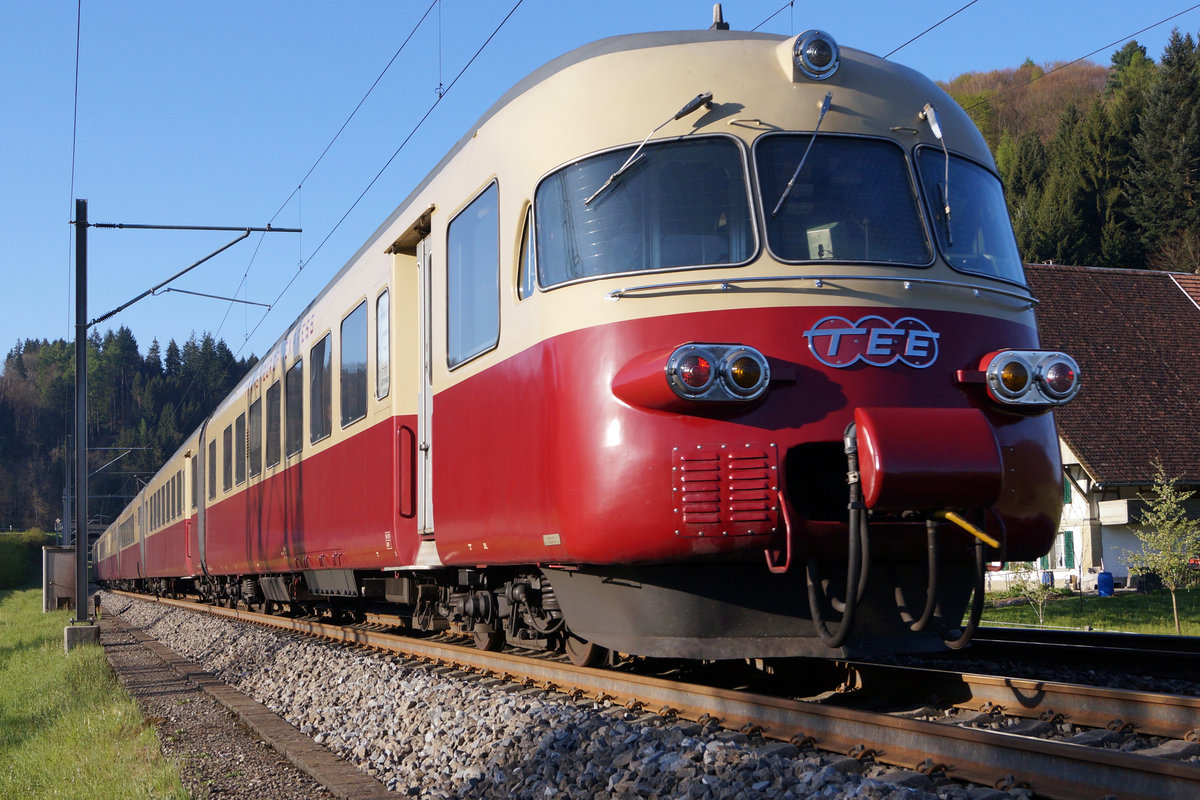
(208, 440, 217, 500)
(190, 458, 197, 511)
(235, 413, 247, 485)
(340, 302, 368, 427)
(285, 360, 304, 457)
(248, 399, 262, 478)
(310, 334, 332, 443)
(376, 290, 390, 400)
(222, 424, 233, 492)
(176, 471, 182, 517)
(266, 381, 281, 467)
(447, 182, 500, 368)
(518, 207, 536, 300)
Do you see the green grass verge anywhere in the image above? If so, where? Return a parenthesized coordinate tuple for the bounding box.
(0, 588, 188, 800)
(982, 588, 1200, 635)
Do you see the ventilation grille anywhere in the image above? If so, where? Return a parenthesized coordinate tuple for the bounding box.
(673, 443, 779, 537)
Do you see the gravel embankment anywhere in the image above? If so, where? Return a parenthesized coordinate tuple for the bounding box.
(103, 593, 1020, 800)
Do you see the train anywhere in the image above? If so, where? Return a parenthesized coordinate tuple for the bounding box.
(96, 17, 1080, 665)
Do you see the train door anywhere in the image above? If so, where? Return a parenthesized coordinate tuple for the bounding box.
(196, 420, 208, 575)
(417, 234, 435, 537)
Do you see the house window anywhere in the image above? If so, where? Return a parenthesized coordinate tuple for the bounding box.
(1056, 530, 1075, 570)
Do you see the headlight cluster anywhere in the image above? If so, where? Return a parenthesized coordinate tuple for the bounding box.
(984, 350, 1080, 406)
(666, 344, 771, 402)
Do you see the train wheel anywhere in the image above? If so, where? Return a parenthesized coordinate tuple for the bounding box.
(564, 634, 607, 668)
(472, 624, 505, 652)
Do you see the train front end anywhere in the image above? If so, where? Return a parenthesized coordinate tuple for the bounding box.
(437, 28, 1078, 658)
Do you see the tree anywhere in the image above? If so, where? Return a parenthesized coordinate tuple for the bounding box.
(1128, 29, 1200, 265)
(1011, 561, 1057, 626)
(1124, 461, 1200, 635)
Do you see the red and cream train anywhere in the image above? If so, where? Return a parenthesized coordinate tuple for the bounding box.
(96, 23, 1079, 663)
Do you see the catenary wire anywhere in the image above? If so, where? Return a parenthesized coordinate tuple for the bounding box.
(235, 0, 526, 357)
(886, 0, 980, 58)
(211, 0, 438, 352)
(963, 3, 1200, 113)
(752, 1, 793, 33)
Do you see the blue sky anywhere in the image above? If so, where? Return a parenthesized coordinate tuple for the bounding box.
(3, 0, 1197, 363)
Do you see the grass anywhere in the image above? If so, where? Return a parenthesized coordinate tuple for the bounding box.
(0, 587, 189, 800)
(981, 587, 1200, 636)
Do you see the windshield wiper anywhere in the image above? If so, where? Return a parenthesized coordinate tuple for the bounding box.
(771, 91, 833, 217)
(920, 102, 952, 244)
(584, 91, 713, 206)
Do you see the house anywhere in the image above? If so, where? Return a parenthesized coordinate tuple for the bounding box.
(1011, 264, 1200, 590)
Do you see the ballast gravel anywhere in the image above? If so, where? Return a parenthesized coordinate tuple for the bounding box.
(104, 593, 1022, 800)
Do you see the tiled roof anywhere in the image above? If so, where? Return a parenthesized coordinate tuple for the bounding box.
(1025, 264, 1200, 487)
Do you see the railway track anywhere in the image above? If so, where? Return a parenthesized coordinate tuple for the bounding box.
(969, 626, 1200, 679)
(110, 591, 1200, 800)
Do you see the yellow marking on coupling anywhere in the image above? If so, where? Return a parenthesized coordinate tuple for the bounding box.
(936, 511, 1001, 549)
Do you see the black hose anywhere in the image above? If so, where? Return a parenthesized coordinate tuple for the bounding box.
(896, 520, 939, 632)
(805, 423, 867, 649)
(944, 537, 985, 649)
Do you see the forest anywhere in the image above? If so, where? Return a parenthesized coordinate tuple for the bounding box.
(0, 329, 251, 532)
(0, 30, 1198, 532)
(943, 28, 1200, 272)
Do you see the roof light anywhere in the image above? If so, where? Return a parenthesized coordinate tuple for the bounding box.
(793, 30, 840, 81)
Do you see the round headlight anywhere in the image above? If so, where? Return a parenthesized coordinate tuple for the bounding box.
(794, 30, 840, 81)
(999, 360, 1030, 395)
(722, 348, 771, 399)
(1037, 355, 1080, 400)
(667, 346, 716, 397)
(987, 354, 1032, 400)
(678, 354, 713, 389)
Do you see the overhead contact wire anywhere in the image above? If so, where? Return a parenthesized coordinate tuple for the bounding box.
(964, 3, 1200, 113)
(885, 0, 980, 58)
(236, 0, 526, 356)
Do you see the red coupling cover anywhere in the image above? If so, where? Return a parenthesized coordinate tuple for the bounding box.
(854, 407, 1002, 511)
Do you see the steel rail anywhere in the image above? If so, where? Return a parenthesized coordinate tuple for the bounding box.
(849, 662, 1200, 739)
(113, 592, 1200, 800)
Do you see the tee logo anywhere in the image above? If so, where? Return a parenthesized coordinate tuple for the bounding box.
(804, 315, 940, 369)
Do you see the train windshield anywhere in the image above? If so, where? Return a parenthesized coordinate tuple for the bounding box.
(756, 135, 932, 265)
(916, 147, 1026, 285)
(535, 137, 754, 288)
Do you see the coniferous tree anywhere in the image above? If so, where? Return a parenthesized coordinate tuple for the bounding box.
(1129, 29, 1200, 270)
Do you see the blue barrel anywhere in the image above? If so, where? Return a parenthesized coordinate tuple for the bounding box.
(1097, 571, 1114, 597)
